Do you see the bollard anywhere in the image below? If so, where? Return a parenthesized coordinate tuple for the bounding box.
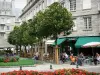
(76, 63, 79, 68)
(50, 64, 52, 69)
(20, 66, 22, 70)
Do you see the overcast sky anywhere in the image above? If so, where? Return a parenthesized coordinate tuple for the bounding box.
(15, 0, 27, 9)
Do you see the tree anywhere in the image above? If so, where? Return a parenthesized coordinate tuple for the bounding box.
(8, 26, 21, 54)
(37, 2, 73, 38)
(27, 19, 38, 55)
(28, 19, 38, 44)
(36, 2, 74, 63)
(20, 21, 29, 54)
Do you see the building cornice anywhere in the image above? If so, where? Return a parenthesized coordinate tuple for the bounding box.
(19, 0, 40, 18)
(0, 15, 15, 17)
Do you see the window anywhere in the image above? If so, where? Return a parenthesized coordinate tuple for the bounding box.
(84, 17, 92, 30)
(0, 33, 4, 37)
(42, 1, 45, 9)
(7, 18, 10, 23)
(1, 11, 5, 15)
(7, 26, 10, 30)
(61, 2, 65, 7)
(1, 25, 4, 30)
(40, 4, 42, 10)
(36, 7, 38, 13)
(34, 9, 35, 15)
(73, 19, 77, 31)
(37, 6, 39, 12)
(70, 0, 76, 11)
(5, 11, 6, 15)
(83, 0, 91, 9)
(39, 4, 41, 11)
(1, 18, 4, 22)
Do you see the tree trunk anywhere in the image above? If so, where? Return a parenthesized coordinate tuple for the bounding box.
(30, 45, 34, 56)
(41, 42, 44, 61)
(24, 45, 27, 54)
(16, 45, 18, 54)
(55, 35, 59, 64)
(19, 45, 22, 56)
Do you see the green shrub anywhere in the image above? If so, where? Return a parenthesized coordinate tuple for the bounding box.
(0, 57, 4, 62)
(0, 50, 6, 55)
(15, 56, 19, 61)
(0, 55, 19, 62)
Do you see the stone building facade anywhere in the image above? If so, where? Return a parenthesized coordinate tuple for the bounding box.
(20, 0, 58, 21)
(0, 0, 20, 48)
(63, 0, 100, 37)
(20, 0, 100, 37)
(0, 0, 16, 39)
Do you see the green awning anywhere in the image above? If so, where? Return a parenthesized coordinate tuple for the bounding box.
(52, 38, 66, 45)
(75, 37, 100, 48)
(66, 37, 77, 41)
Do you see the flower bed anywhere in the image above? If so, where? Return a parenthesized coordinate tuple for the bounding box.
(0, 56, 19, 63)
(1, 69, 100, 75)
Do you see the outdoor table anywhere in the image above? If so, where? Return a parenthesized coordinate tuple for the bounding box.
(84, 58, 93, 65)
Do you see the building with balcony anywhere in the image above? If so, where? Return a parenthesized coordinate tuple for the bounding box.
(20, 0, 100, 36)
(20, 0, 58, 21)
(19, 0, 100, 56)
(0, 0, 20, 48)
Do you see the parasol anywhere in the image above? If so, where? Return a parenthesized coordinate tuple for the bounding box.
(82, 42, 100, 56)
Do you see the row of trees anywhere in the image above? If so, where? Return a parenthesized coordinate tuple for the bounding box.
(8, 2, 74, 58)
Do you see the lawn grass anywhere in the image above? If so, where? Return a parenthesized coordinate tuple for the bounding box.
(0, 58, 34, 66)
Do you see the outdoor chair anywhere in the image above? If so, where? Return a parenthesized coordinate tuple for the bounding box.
(97, 60, 100, 64)
(84, 57, 93, 65)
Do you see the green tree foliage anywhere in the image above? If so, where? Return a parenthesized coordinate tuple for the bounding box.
(28, 19, 38, 44)
(36, 2, 74, 38)
(20, 21, 29, 46)
(8, 26, 21, 54)
(8, 26, 21, 45)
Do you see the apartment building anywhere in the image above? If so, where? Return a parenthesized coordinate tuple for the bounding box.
(66, 0, 100, 36)
(0, 0, 15, 39)
(0, 0, 20, 48)
(20, 0, 58, 21)
(20, 0, 100, 37)
(20, 0, 100, 55)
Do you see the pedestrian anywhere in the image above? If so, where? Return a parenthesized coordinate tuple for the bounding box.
(60, 53, 66, 63)
(93, 53, 98, 65)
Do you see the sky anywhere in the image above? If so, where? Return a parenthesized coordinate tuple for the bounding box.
(15, 0, 27, 9)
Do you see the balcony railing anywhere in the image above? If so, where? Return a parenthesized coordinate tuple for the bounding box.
(0, 30, 5, 33)
(0, 22, 5, 25)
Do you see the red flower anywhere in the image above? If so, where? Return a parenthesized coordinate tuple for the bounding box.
(1, 69, 100, 75)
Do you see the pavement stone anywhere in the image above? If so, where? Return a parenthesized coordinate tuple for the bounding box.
(0, 63, 100, 73)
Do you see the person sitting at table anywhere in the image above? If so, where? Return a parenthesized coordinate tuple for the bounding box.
(96, 53, 100, 61)
(78, 52, 85, 62)
(93, 53, 99, 65)
(70, 54, 76, 65)
(60, 53, 66, 63)
(63, 52, 68, 60)
(79, 52, 85, 58)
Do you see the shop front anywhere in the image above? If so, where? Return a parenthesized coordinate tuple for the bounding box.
(45, 36, 100, 63)
(53, 36, 100, 56)
(75, 36, 100, 56)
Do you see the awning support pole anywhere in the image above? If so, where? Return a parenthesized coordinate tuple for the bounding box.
(92, 48, 94, 57)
